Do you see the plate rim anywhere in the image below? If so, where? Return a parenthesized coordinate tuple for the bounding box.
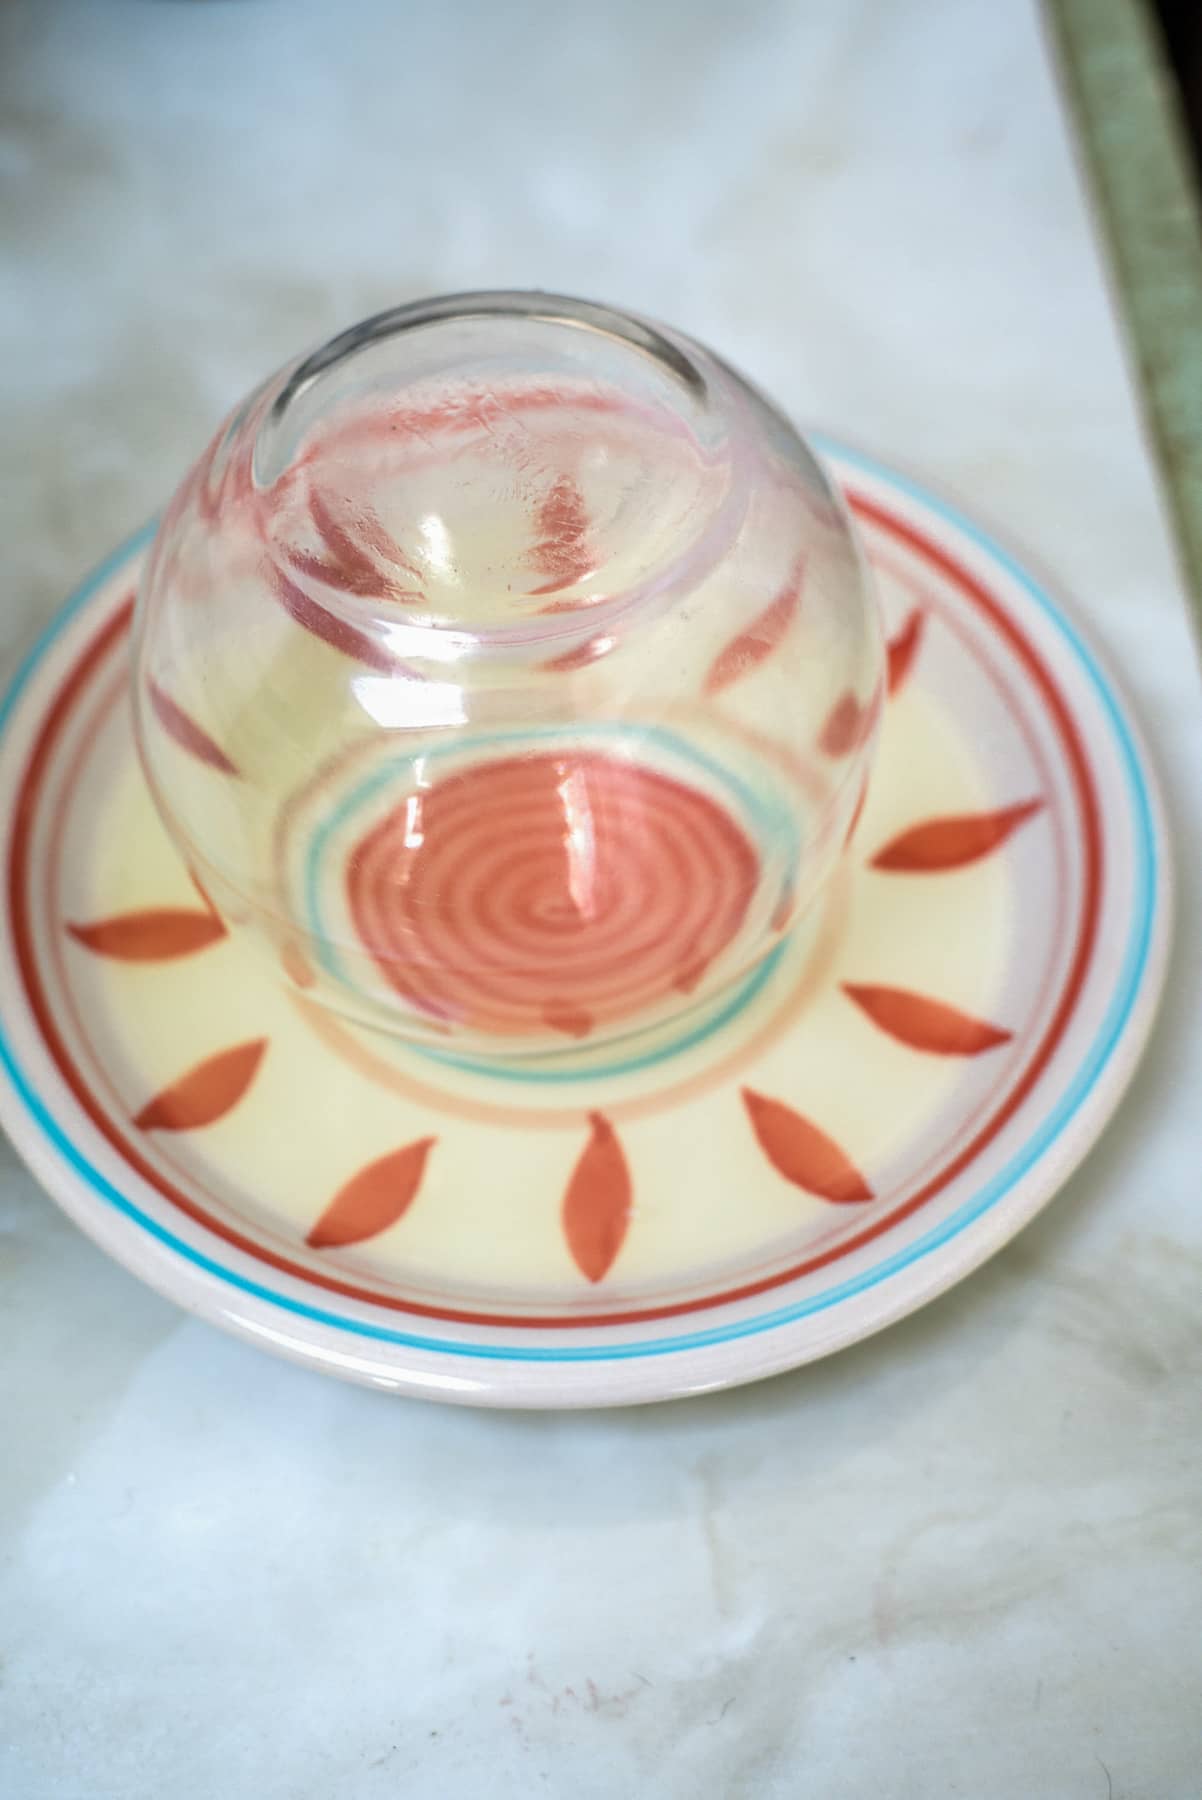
(0, 443, 1174, 1405)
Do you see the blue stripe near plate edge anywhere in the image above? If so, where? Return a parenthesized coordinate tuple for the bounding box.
(0, 450, 1160, 1365)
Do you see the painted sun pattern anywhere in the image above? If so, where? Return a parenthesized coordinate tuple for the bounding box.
(3, 406, 1172, 1410)
(57, 486, 1048, 1298)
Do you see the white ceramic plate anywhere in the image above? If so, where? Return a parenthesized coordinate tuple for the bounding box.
(0, 444, 1171, 1405)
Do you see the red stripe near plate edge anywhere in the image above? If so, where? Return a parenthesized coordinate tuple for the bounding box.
(8, 495, 1104, 1331)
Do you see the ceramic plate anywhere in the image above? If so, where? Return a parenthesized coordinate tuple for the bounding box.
(0, 444, 1171, 1406)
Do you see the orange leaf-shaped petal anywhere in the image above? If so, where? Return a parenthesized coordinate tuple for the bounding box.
(267, 564, 402, 674)
(705, 562, 803, 694)
(306, 1138, 435, 1250)
(872, 800, 1043, 871)
(562, 1112, 632, 1282)
(818, 691, 862, 757)
(541, 634, 614, 673)
(530, 475, 593, 593)
(285, 550, 422, 608)
(674, 953, 711, 994)
(148, 682, 239, 776)
(819, 682, 882, 758)
(134, 1039, 267, 1131)
(309, 487, 398, 596)
(843, 983, 1012, 1055)
(67, 908, 226, 961)
(887, 609, 925, 693)
(742, 1088, 872, 1203)
(545, 1003, 594, 1039)
(289, 490, 423, 603)
(352, 500, 423, 581)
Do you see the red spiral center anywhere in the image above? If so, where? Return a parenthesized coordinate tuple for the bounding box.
(345, 751, 760, 1038)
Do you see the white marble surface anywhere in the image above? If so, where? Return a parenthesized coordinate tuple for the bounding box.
(2, 2, 1201, 1794)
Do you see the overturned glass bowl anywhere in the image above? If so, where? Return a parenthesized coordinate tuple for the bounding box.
(133, 292, 883, 1059)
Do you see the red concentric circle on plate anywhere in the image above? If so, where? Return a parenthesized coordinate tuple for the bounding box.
(345, 751, 761, 1036)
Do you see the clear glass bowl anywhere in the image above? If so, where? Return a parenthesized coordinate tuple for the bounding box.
(132, 292, 883, 1058)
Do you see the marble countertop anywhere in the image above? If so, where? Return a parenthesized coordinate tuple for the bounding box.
(2, 2, 1200, 1794)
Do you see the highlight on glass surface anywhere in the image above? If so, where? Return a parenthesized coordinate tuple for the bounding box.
(132, 291, 884, 1058)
